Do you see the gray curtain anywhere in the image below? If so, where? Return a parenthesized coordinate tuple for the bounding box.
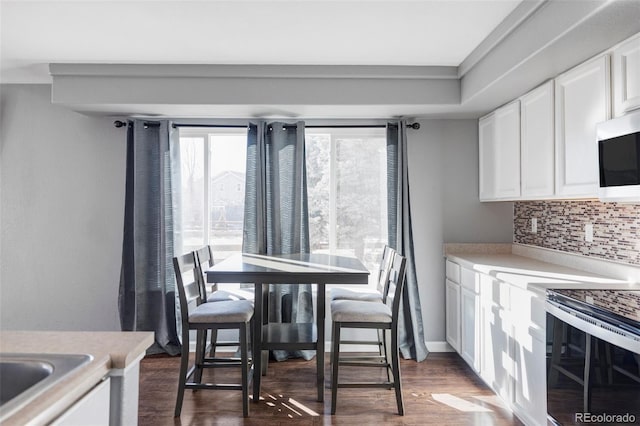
(243, 121, 314, 361)
(118, 120, 181, 355)
(387, 120, 429, 362)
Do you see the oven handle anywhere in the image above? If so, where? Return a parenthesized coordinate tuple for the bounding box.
(546, 300, 640, 354)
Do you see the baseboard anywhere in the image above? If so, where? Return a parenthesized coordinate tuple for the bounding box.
(426, 341, 455, 352)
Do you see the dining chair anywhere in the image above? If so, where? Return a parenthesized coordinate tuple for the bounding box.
(195, 246, 254, 303)
(173, 251, 254, 418)
(329, 245, 395, 303)
(195, 246, 254, 356)
(329, 251, 407, 415)
(329, 245, 396, 359)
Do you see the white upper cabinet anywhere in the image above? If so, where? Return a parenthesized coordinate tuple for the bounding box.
(476, 32, 639, 202)
(479, 100, 521, 201)
(613, 32, 640, 117)
(520, 81, 555, 198)
(494, 101, 521, 198)
(555, 54, 610, 198)
(479, 113, 497, 200)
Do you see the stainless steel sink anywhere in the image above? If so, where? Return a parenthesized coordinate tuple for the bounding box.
(0, 353, 92, 421)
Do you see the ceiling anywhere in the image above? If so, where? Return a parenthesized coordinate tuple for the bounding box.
(0, 0, 522, 84)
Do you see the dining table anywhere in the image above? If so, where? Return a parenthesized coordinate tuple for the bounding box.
(205, 252, 370, 402)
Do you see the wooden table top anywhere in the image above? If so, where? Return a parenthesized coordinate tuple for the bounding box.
(205, 253, 370, 284)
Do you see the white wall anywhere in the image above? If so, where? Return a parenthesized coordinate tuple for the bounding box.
(0, 85, 514, 348)
(0, 84, 124, 331)
(408, 119, 512, 344)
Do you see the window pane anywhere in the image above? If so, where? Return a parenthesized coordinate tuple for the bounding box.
(306, 128, 388, 285)
(306, 133, 331, 253)
(177, 128, 247, 264)
(209, 133, 247, 261)
(335, 136, 388, 270)
(177, 136, 205, 254)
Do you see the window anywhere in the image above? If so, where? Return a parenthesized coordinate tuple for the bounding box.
(306, 127, 388, 287)
(175, 125, 388, 288)
(176, 127, 247, 262)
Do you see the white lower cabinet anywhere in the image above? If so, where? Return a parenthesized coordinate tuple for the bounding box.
(460, 267, 480, 372)
(510, 286, 547, 426)
(460, 286, 480, 372)
(444, 257, 547, 426)
(445, 279, 461, 352)
(513, 329, 546, 426)
(51, 377, 110, 426)
(480, 301, 512, 401)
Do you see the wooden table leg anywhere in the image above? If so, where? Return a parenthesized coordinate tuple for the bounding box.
(317, 283, 325, 402)
(252, 282, 263, 402)
(262, 284, 269, 376)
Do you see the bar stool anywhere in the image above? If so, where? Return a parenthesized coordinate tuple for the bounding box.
(330, 245, 395, 303)
(195, 246, 254, 357)
(173, 251, 254, 417)
(330, 251, 407, 415)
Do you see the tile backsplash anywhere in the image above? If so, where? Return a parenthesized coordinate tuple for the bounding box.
(514, 200, 640, 265)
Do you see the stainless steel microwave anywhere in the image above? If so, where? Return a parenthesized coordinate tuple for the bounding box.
(597, 110, 640, 202)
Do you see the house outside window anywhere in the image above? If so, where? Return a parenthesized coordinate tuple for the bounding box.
(176, 128, 247, 262)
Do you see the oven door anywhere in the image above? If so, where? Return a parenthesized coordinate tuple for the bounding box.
(546, 304, 640, 425)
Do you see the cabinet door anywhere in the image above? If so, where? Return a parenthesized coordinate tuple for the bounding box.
(613, 33, 640, 117)
(445, 259, 460, 283)
(480, 301, 511, 400)
(521, 81, 555, 198)
(513, 327, 547, 426)
(460, 287, 480, 372)
(479, 113, 497, 201)
(555, 55, 610, 197)
(510, 285, 547, 426)
(445, 279, 461, 352)
(479, 102, 521, 201)
(51, 377, 110, 426)
(494, 101, 521, 199)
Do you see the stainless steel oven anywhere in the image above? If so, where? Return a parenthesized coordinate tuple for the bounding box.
(546, 289, 640, 425)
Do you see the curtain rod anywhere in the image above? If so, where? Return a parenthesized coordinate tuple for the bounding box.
(171, 123, 420, 130)
(113, 120, 161, 128)
(114, 120, 420, 130)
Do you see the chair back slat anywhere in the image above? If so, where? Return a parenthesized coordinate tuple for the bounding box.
(173, 252, 203, 327)
(195, 245, 216, 296)
(376, 245, 396, 302)
(384, 252, 407, 318)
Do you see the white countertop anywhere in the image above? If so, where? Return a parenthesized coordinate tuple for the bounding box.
(445, 251, 639, 293)
(0, 331, 154, 426)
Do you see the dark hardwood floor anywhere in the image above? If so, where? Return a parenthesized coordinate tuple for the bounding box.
(138, 352, 523, 425)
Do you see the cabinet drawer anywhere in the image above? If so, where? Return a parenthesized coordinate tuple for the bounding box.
(461, 268, 479, 293)
(529, 293, 546, 330)
(511, 286, 546, 331)
(445, 260, 460, 283)
(499, 281, 510, 309)
(479, 276, 510, 308)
